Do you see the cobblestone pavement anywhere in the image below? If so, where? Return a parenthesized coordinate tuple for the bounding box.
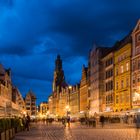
(13, 122, 140, 140)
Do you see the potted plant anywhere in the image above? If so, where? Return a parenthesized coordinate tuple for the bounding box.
(0, 119, 6, 140)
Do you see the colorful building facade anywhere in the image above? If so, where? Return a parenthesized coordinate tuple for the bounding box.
(0, 64, 22, 117)
(80, 65, 89, 116)
(132, 19, 140, 109)
(114, 36, 132, 112)
(89, 47, 110, 115)
(102, 51, 114, 113)
(47, 20, 140, 117)
(69, 84, 80, 118)
(25, 90, 36, 116)
(58, 87, 69, 117)
(40, 102, 48, 116)
(48, 95, 53, 116)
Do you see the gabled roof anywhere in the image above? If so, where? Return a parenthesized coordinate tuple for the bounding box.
(26, 90, 36, 99)
(112, 32, 132, 51)
(0, 64, 5, 75)
(81, 65, 88, 80)
(132, 19, 140, 33)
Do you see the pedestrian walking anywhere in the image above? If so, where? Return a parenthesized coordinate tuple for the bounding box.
(62, 117, 66, 127)
(22, 115, 27, 130)
(135, 113, 140, 140)
(25, 114, 31, 131)
(100, 115, 105, 128)
(67, 116, 71, 128)
(19, 117, 24, 130)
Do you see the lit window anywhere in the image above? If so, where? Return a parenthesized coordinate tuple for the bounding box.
(121, 65, 124, 73)
(126, 62, 129, 71)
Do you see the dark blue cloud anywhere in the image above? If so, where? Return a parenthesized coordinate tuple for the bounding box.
(0, 0, 140, 104)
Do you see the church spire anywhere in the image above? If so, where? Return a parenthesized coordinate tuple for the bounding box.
(55, 54, 62, 72)
(53, 55, 67, 93)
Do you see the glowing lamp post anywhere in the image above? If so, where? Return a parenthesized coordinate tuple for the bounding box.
(69, 86, 72, 90)
(66, 105, 70, 117)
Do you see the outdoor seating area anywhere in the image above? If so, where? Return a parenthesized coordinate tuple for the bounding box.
(0, 118, 25, 140)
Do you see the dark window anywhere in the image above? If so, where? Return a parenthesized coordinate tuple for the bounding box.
(26, 107, 30, 110)
(133, 79, 135, 84)
(106, 81, 113, 92)
(138, 77, 140, 82)
(111, 81, 113, 90)
(105, 58, 113, 67)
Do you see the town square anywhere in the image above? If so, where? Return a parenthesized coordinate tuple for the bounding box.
(1, 0, 140, 140)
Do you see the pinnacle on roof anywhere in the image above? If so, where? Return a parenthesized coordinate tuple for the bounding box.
(57, 54, 61, 59)
(0, 64, 5, 75)
(27, 89, 36, 98)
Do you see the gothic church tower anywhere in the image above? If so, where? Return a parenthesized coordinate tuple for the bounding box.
(53, 55, 66, 93)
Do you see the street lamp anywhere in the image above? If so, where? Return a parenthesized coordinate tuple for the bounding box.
(66, 105, 70, 117)
(69, 86, 72, 90)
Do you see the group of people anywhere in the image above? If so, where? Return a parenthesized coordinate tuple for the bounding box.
(19, 114, 31, 131)
(61, 116, 71, 128)
(99, 113, 140, 128)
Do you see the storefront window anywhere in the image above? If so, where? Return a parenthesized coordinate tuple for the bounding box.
(126, 62, 129, 71)
(121, 65, 124, 73)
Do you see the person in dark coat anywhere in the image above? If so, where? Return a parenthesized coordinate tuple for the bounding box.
(62, 117, 66, 127)
(25, 114, 31, 131)
(67, 116, 71, 128)
(100, 115, 105, 128)
(135, 113, 140, 140)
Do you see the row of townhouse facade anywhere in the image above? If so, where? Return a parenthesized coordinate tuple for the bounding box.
(0, 63, 37, 117)
(0, 64, 25, 117)
(48, 19, 140, 118)
(89, 19, 140, 116)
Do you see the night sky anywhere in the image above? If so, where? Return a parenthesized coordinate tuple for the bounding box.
(0, 0, 140, 105)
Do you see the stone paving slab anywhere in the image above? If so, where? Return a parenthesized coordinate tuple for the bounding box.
(13, 122, 140, 140)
